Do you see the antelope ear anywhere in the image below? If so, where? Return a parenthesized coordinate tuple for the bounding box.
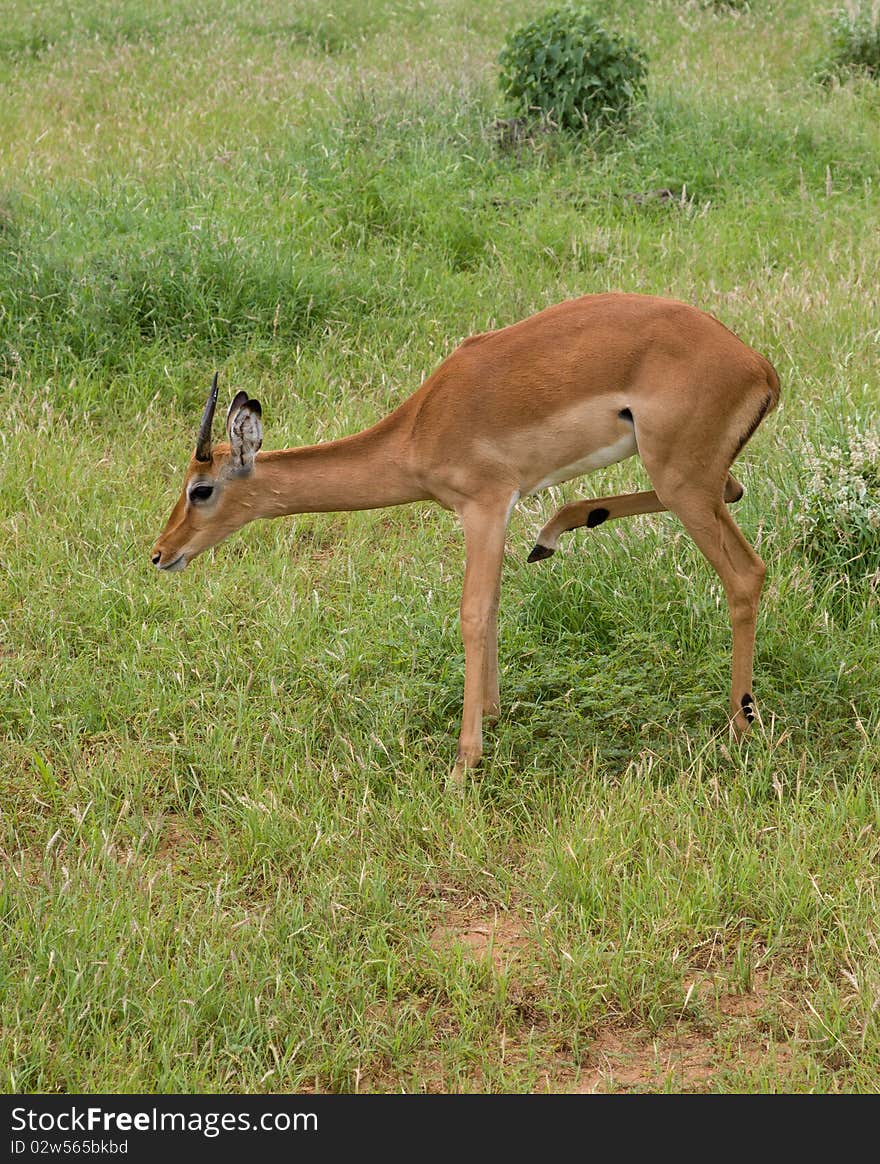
(225, 391, 249, 438)
(227, 398, 263, 472)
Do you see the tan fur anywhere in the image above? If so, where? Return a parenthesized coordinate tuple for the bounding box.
(152, 293, 780, 781)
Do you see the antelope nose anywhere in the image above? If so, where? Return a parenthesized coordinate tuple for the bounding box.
(151, 551, 162, 566)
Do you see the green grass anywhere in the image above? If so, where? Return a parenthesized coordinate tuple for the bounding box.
(2, 0, 879, 1093)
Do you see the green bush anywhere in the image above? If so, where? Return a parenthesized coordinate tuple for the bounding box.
(797, 425, 880, 580)
(817, 2, 880, 82)
(498, 6, 647, 133)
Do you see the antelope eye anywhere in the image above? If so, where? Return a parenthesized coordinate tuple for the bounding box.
(189, 483, 215, 503)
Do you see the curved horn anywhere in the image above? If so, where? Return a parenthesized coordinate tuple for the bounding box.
(195, 372, 219, 462)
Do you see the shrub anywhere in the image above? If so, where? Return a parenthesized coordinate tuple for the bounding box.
(796, 425, 880, 580)
(817, 2, 880, 83)
(498, 6, 647, 133)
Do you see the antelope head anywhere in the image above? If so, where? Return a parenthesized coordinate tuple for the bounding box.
(151, 374, 264, 571)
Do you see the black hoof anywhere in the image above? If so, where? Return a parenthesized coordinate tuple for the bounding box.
(527, 544, 554, 563)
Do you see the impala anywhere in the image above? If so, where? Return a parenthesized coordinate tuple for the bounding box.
(152, 293, 779, 781)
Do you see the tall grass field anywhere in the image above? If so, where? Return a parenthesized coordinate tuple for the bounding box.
(2, 0, 879, 1092)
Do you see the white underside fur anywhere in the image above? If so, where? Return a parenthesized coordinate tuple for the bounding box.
(527, 430, 638, 494)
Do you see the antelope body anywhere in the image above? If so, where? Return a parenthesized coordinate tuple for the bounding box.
(152, 293, 779, 781)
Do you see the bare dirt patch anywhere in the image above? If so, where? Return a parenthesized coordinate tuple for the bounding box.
(428, 904, 531, 971)
(569, 970, 795, 1093)
(409, 902, 802, 1093)
(685, 966, 772, 1016)
(154, 812, 199, 861)
(150, 811, 223, 871)
(573, 1028, 718, 1093)
(570, 1022, 795, 1094)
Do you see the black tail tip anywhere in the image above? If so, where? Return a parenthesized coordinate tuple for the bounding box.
(527, 544, 555, 563)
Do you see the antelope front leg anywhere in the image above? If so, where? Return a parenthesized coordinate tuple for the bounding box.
(450, 499, 510, 785)
(482, 571, 502, 721)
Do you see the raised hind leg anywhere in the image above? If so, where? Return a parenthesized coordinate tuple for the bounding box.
(528, 474, 744, 560)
